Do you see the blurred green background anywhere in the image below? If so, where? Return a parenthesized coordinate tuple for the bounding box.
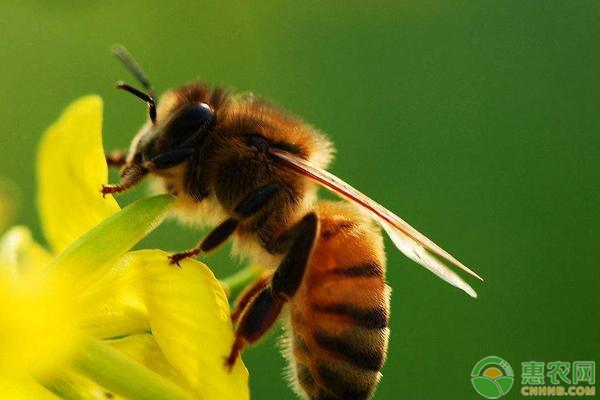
(1, 1, 598, 399)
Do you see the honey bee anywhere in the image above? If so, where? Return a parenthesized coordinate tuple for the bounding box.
(104, 45, 482, 400)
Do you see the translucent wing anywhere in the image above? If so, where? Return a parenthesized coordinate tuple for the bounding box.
(269, 148, 482, 298)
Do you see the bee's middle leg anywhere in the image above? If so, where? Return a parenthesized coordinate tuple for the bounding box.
(168, 182, 282, 265)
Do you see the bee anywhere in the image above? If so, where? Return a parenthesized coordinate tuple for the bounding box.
(103, 46, 482, 400)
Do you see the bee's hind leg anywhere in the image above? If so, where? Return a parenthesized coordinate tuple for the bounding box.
(224, 212, 318, 370)
(169, 182, 282, 265)
(231, 271, 273, 323)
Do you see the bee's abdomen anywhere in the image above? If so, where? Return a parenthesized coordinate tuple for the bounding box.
(287, 201, 390, 400)
(290, 272, 390, 399)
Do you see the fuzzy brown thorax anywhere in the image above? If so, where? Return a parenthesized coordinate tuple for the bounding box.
(132, 82, 334, 267)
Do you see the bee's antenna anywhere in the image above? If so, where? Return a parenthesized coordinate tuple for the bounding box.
(111, 44, 155, 98)
(116, 81, 157, 124)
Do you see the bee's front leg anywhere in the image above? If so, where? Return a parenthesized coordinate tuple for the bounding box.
(102, 150, 146, 197)
(103, 149, 198, 198)
(101, 163, 148, 197)
(105, 149, 128, 168)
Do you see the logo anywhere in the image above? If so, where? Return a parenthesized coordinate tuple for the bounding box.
(520, 361, 595, 396)
(472, 356, 514, 398)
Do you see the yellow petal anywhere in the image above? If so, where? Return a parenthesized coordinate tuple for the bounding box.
(78, 256, 149, 339)
(107, 333, 189, 390)
(0, 226, 52, 279)
(0, 273, 80, 377)
(0, 376, 60, 400)
(37, 95, 120, 254)
(129, 250, 250, 400)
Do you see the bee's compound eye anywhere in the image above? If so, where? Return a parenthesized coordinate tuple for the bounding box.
(196, 102, 216, 129)
(189, 102, 215, 130)
(199, 102, 212, 112)
(168, 102, 216, 139)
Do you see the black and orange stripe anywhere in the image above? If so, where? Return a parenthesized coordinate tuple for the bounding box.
(285, 201, 390, 400)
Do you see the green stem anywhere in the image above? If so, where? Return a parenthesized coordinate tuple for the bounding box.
(71, 337, 191, 400)
(36, 371, 91, 400)
(220, 264, 264, 300)
(45, 195, 174, 293)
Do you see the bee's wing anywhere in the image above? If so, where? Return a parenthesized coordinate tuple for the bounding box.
(269, 148, 482, 298)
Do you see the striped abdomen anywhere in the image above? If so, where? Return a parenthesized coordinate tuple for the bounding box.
(284, 201, 390, 400)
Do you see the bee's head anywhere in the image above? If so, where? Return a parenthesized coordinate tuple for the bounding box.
(102, 45, 220, 198)
(126, 95, 216, 166)
(110, 44, 217, 169)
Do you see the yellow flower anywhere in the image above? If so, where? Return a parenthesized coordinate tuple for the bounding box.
(0, 96, 249, 399)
